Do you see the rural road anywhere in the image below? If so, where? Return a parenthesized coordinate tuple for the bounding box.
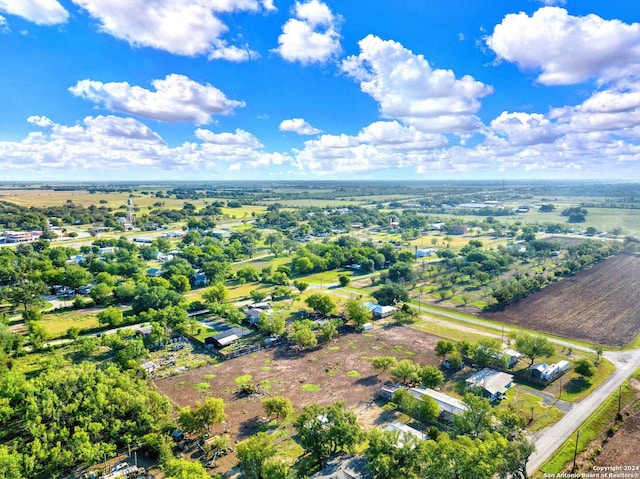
(526, 347, 640, 475)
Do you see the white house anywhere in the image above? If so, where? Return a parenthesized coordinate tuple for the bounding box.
(364, 302, 395, 319)
(408, 387, 467, 417)
(466, 368, 514, 401)
(383, 422, 428, 446)
(531, 361, 570, 382)
(415, 248, 437, 258)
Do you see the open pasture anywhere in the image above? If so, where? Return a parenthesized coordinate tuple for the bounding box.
(482, 253, 640, 347)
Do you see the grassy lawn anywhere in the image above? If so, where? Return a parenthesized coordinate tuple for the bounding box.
(501, 388, 564, 432)
(41, 309, 100, 338)
(558, 359, 616, 402)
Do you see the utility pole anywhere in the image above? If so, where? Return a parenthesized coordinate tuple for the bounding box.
(572, 430, 580, 472)
(618, 385, 623, 419)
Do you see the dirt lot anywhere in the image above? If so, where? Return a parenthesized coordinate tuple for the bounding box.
(482, 253, 640, 346)
(155, 325, 440, 440)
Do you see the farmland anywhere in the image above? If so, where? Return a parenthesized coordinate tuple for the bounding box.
(482, 253, 640, 347)
(2, 180, 640, 478)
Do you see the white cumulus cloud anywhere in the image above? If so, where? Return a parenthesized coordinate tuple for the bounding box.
(69, 74, 245, 125)
(274, 0, 341, 65)
(342, 35, 493, 134)
(486, 7, 640, 86)
(71, 0, 264, 60)
(294, 120, 448, 173)
(0, 0, 68, 25)
(279, 118, 321, 135)
(0, 115, 293, 175)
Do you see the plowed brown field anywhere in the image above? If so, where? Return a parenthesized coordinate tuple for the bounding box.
(482, 253, 640, 347)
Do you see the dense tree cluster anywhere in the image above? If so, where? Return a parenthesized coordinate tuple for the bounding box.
(0, 364, 170, 477)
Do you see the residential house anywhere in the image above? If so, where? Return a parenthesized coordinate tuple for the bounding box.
(364, 302, 395, 319)
(415, 248, 437, 258)
(146, 268, 163, 277)
(192, 272, 208, 287)
(531, 361, 570, 382)
(466, 368, 514, 401)
(383, 422, 428, 445)
(310, 453, 371, 479)
(503, 348, 523, 368)
(408, 387, 467, 418)
(245, 307, 273, 325)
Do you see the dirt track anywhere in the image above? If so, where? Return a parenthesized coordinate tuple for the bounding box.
(482, 253, 640, 346)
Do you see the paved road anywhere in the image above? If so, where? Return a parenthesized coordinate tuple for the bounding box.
(526, 347, 640, 475)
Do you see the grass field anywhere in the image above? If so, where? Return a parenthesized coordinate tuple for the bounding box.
(41, 308, 101, 338)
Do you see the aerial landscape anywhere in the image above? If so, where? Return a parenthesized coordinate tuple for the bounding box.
(1, 1, 640, 479)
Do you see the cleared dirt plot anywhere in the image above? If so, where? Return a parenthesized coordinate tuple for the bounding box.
(155, 326, 440, 439)
(482, 253, 640, 347)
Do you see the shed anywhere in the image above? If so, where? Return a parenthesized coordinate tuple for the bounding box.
(205, 330, 240, 348)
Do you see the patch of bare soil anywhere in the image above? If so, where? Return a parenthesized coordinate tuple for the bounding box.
(482, 253, 640, 346)
(155, 325, 440, 437)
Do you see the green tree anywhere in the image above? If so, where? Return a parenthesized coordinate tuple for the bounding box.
(392, 304, 417, 325)
(294, 401, 364, 466)
(420, 365, 444, 389)
(344, 299, 372, 328)
(61, 264, 92, 289)
(573, 358, 596, 379)
(264, 232, 285, 258)
(132, 286, 183, 314)
(365, 428, 419, 479)
(115, 338, 147, 369)
(390, 359, 421, 385)
(90, 282, 113, 305)
(293, 280, 309, 292)
(257, 310, 286, 336)
(289, 321, 317, 349)
(318, 318, 340, 342)
(497, 436, 535, 479)
(454, 393, 493, 438)
(472, 338, 506, 369)
(0, 446, 23, 479)
(169, 274, 191, 293)
(262, 396, 294, 421)
(435, 340, 455, 364)
(305, 293, 336, 317)
(514, 333, 555, 368)
(27, 320, 49, 351)
(165, 458, 209, 479)
(7, 279, 48, 312)
(97, 305, 124, 327)
(203, 282, 229, 304)
(372, 283, 409, 306)
(237, 432, 278, 479)
(338, 274, 350, 287)
(250, 289, 268, 303)
(371, 356, 398, 375)
(178, 397, 226, 435)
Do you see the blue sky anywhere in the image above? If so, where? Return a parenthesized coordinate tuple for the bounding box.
(1, 0, 639, 181)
